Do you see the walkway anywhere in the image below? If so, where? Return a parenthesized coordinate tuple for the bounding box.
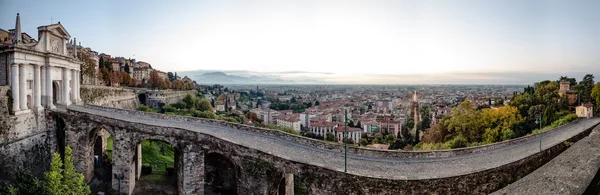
(70, 106, 600, 180)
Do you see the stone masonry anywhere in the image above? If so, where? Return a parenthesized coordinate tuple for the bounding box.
(57, 105, 600, 194)
(0, 86, 55, 181)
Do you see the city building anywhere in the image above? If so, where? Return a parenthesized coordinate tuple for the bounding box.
(276, 114, 301, 132)
(310, 121, 339, 138)
(576, 104, 593, 118)
(334, 126, 362, 143)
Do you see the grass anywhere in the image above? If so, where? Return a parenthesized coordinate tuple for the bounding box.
(105, 136, 113, 163)
(530, 114, 579, 135)
(141, 140, 175, 173)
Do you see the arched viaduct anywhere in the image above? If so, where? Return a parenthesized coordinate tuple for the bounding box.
(51, 105, 600, 195)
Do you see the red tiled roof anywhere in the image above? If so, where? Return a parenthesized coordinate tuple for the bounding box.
(334, 126, 362, 132)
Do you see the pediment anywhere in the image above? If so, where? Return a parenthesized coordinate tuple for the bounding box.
(39, 23, 71, 39)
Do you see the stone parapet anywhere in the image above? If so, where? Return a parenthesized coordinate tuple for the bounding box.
(80, 85, 137, 109)
(492, 124, 600, 194)
(79, 104, 589, 159)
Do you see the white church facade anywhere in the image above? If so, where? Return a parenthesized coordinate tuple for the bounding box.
(0, 13, 82, 115)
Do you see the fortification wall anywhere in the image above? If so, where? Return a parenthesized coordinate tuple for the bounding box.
(64, 106, 598, 194)
(144, 90, 196, 108)
(81, 104, 592, 159)
(0, 86, 55, 180)
(80, 85, 138, 109)
(493, 125, 600, 194)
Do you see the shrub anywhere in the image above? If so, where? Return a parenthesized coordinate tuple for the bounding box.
(444, 135, 468, 149)
(137, 105, 155, 112)
(161, 105, 177, 113)
(325, 133, 336, 142)
(359, 138, 368, 146)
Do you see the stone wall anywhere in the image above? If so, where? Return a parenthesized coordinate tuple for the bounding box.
(0, 86, 55, 181)
(144, 90, 196, 108)
(0, 52, 8, 86)
(80, 85, 138, 109)
(492, 125, 600, 195)
(81, 104, 586, 159)
(62, 107, 599, 194)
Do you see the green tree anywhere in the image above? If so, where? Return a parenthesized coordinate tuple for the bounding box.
(0, 170, 46, 195)
(45, 153, 64, 195)
(592, 83, 600, 109)
(62, 147, 90, 195)
(124, 63, 131, 74)
(98, 56, 104, 69)
(44, 146, 90, 195)
(167, 72, 175, 82)
(359, 138, 368, 146)
(384, 134, 396, 144)
(325, 133, 336, 142)
(577, 74, 595, 103)
(388, 139, 407, 150)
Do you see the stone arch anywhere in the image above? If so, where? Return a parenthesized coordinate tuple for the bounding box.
(83, 125, 116, 188)
(205, 152, 238, 194)
(52, 81, 61, 104)
(132, 138, 181, 194)
(277, 175, 286, 195)
(138, 93, 147, 105)
(26, 94, 32, 109)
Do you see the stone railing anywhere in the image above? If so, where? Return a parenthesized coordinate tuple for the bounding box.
(77, 104, 589, 159)
(492, 125, 600, 195)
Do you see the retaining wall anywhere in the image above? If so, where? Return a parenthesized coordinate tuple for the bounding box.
(81, 104, 590, 159)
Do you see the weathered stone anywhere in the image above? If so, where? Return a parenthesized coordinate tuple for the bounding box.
(57, 105, 600, 194)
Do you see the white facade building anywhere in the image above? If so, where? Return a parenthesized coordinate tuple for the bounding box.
(1, 14, 82, 115)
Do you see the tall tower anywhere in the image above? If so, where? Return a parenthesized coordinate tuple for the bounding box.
(413, 90, 418, 102)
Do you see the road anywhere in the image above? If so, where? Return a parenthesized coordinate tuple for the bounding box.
(71, 106, 600, 180)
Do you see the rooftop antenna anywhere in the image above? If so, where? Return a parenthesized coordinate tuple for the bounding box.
(51, 17, 53, 24)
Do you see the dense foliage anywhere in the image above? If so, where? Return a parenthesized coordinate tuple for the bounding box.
(0, 146, 90, 195)
(418, 76, 595, 150)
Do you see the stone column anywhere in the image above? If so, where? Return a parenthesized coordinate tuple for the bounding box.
(19, 63, 27, 111)
(10, 63, 20, 113)
(40, 65, 46, 106)
(62, 67, 70, 105)
(45, 65, 55, 109)
(34, 64, 42, 110)
(285, 173, 294, 195)
(178, 144, 204, 195)
(76, 70, 81, 102)
(136, 143, 142, 179)
(112, 134, 134, 195)
(71, 69, 76, 103)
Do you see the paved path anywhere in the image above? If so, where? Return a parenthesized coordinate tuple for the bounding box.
(71, 106, 600, 180)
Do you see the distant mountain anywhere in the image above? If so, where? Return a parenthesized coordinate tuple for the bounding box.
(185, 71, 306, 84)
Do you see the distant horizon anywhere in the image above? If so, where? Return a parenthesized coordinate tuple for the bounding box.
(2, 0, 599, 84)
(180, 69, 593, 85)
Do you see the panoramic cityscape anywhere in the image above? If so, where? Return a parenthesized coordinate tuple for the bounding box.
(1, 0, 600, 195)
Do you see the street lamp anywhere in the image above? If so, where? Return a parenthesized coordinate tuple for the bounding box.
(535, 114, 542, 152)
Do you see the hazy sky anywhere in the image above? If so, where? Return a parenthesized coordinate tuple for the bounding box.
(2, 0, 600, 84)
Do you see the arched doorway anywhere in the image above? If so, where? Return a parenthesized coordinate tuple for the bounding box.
(138, 93, 147, 105)
(88, 127, 114, 194)
(204, 153, 237, 194)
(278, 176, 286, 195)
(52, 81, 61, 104)
(133, 139, 179, 195)
(26, 95, 32, 109)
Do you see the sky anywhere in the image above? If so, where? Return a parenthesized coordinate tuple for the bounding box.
(2, 0, 600, 84)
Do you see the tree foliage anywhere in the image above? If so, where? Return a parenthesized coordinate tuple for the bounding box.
(592, 82, 600, 109)
(1, 146, 90, 195)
